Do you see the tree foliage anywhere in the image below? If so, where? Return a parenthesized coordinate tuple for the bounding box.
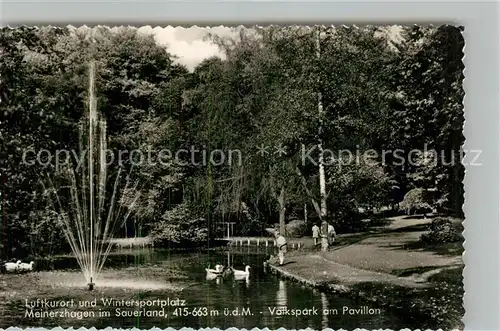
(1, 25, 465, 257)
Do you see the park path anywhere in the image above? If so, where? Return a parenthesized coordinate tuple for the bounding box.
(269, 215, 463, 289)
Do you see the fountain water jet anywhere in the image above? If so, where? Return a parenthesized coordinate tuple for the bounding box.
(43, 61, 140, 290)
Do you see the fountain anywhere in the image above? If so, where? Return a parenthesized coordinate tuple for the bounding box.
(43, 61, 140, 290)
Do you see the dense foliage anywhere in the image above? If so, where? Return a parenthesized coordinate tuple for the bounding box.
(0, 25, 465, 257)
(420, 217, 462, 244)
(149, 203, 209, 246)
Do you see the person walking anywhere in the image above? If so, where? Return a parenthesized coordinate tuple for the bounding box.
(320, 220, 329, 251)
(312, 223, 320, 246)
(274, 231, 288, 265)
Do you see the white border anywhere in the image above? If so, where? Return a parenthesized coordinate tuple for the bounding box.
(1, 1, 499, 330)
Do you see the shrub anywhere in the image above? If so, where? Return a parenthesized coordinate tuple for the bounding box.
(285, 219, 307, 238)
(150, 203, 208, 247)
(400, 188, 433, 214)
(420, 217, 462, 244)
(334, 208, 367, 233)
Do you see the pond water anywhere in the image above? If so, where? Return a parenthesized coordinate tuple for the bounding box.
(1, 247, 416, 329)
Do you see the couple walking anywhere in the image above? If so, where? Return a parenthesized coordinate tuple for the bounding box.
(312, 220, 336, 251)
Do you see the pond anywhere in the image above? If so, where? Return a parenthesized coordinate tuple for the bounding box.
(1, 247, 415, 329)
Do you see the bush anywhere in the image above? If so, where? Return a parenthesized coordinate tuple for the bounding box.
(334, 208, 367, 233)
(420, 217, 462, 244)
(285, 219, 307, 238)
(400, 188, 433, 214)
(150, 203, 208, 247)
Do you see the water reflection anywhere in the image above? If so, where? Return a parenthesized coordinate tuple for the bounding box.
(6, 248, 416, 330)
(206, 271, 224, 285)
(37, 270, 183, 291)
(206, 273, 218, 281)
(232, 274, 250, 288)
(321, 292, 328, 329)
(277, 280, 287, 308)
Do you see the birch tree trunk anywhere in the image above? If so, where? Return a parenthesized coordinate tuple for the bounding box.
(316, 28, 328, 220)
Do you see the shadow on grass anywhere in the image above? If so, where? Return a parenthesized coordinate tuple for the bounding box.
(386, 223, 430, 232)
(401, 214, 429, 220)
(340, 218, 431, 239)
(363, 217, 393, 227)
(332, 229, 421, 250)
(328, 231, 384, 251)
(427, 265, 463, 283)
(388, 239, 464, 257)
(384, 218, 464, 256)
(280, 261, 296, 266)
(391, 265, 449, 277)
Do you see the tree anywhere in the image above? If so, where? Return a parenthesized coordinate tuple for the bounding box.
(392, 25, 465, 216)
(400, 188, 433, 216)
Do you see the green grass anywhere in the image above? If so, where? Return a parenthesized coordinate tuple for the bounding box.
(400, 237, 464, 256)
